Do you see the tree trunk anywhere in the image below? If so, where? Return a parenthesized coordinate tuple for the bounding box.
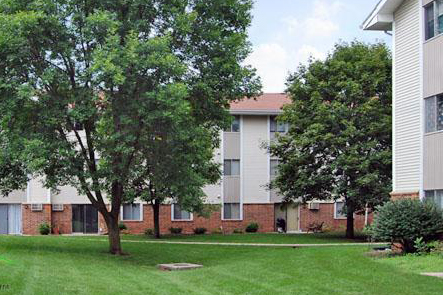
(345, 205, 355, 239)
(105, 215, 123, 255)
(152, 200, 161, 239)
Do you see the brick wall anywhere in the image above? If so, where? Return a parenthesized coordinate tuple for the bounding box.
(51, 204, 72, 234)
(390, 191, 419, 200)
(120, 204, 275, 235)
(22, 204, 52, 235)
(299, 203, 372, 232)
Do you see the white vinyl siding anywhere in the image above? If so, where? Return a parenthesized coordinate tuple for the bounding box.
(393, 0, 422, 192)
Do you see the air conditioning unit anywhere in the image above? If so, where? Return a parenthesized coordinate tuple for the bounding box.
(31, 203, 43, 212)
(52, 204, 64, 212)
(308, 202, 320, 210)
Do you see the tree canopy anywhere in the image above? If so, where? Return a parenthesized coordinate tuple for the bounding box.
(270, 41, 392, 238)
(0, 0, 260, 254)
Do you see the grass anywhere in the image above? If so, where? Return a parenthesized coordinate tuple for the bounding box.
(117, 232, 370, 244)
(0, 235, 442, 295)
(377, 253, 443, 274)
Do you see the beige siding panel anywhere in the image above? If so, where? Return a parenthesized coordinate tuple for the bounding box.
(393, 0, 421, 192)
(270, 176, 284, 203)
(28, 177, 49, 203)
(223, 132, 240, 159)
(52, 185, 91, 204)
(0, 189, 26, 203)
(242, 116, 269, 203)
(223, 176, 240, 202)
(424, 132, 443, 189)
(203, 141, 222, 203)
(424, 35, 443, 98)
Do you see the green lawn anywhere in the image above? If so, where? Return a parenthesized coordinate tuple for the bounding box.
(117, 232, 369, 244)
(0, 235, 442, 295)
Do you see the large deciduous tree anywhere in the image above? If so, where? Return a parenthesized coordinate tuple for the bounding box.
(0, 0, 260, 254)
(270, 42, 392, 239)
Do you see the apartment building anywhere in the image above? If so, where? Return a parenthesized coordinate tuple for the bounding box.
(363, 0, 443, 210)
(0, 94, 369, 235)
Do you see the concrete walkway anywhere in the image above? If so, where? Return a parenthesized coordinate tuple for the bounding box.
(83, 238, 388, 248)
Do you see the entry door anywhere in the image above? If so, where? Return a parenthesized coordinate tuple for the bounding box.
(286, 205, 300, 232)
(0, 205, 7, 234)
(7, 205, 21, 234)
(72, 205, 98, 234)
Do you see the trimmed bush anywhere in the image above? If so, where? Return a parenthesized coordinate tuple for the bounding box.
(169, 227, 182, 234)
(193, 227, 207, 235)
(233, 228, 243, 234)
(118, 222, 127, 231)
(245, 222, 259, 233)
(372, 199, 443, 253)
(38, 222, 51, 235)
(144, 228, 154, 236)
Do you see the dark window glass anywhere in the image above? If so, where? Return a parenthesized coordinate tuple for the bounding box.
(224, 159, 240, 175)
(122, 204, 140, 220)
(270, 116, 288, 133)
(173, 204, 191, 220)
(438, 0, 443, 34)
(224, 116, 240, 132)
(223, 203, 241, 219)
(426, 4, 435, 40)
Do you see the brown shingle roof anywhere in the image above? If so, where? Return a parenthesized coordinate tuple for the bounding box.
(229, 93, 291, 112)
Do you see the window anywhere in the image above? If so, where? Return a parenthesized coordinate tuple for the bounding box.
(223, 203, 241, 220)
(334, 201, 347, 219)
(270, 159, 280, 176)
(426, 4, 435, 40)
(225, 115, 240, 132)
(425, 0, 443, 40)
(425, 95, 443, 133)
(224, 159, 240, 176)
(122, 203, 141, 221)
(172, 204, 192, 220)
(425, 190, 443, 209)
(270, 116, 289, 133)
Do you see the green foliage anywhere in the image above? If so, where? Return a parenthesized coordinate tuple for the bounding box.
(193, 227, 207, 235)
(414, 237, 429, 256)
(0, 0, 260, 252)
(144, 228, 154, 236)
(38, 223, 51, 235)
(118, 222, 127, 231)
(372, 199, 443, 253)
(233, 228, 243, 234)
(428, 240, 443, 256)
(245, 222, 259, 233)
(269, 41, 392, 238)
(169, 227, 183, 235)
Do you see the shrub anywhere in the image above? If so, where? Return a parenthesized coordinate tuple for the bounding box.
(38, 222, 51, 235)
(414, 237, 429, 255)
(144, 228, 154, 236)
(372, 199, 443, 253)
(169, 227, 182, 234)
(233, 228, 243, 234)
(429, 240, 443, 256)
(245, 222, 259, 233)
(211, 228, 223, 235)
(118, 222, 127, 231)
(193, 227, 207, 235)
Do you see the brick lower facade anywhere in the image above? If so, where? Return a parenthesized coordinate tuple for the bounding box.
(299, 203, 371, 232)
(22, 204, 52, 235)
(20, 202, 372, 235)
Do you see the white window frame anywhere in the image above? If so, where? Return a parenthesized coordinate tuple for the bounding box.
(425, 94, 443, 133)
(334, 201, 347, 220)
(171, 204, 193, 221)
(270, 116, 289, 133)
(120, 203, 143, 221)
(223, 159, 240, 176)
(425, 0, 443, 41)
(224, 115, 240, 132)
(221, 203, 242, 221)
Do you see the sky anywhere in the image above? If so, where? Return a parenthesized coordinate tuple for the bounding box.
(246, 0, 391, 93)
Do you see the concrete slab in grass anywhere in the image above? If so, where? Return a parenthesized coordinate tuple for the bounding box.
(421, 273, 443, 279)
(157, 263, 203, 271)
